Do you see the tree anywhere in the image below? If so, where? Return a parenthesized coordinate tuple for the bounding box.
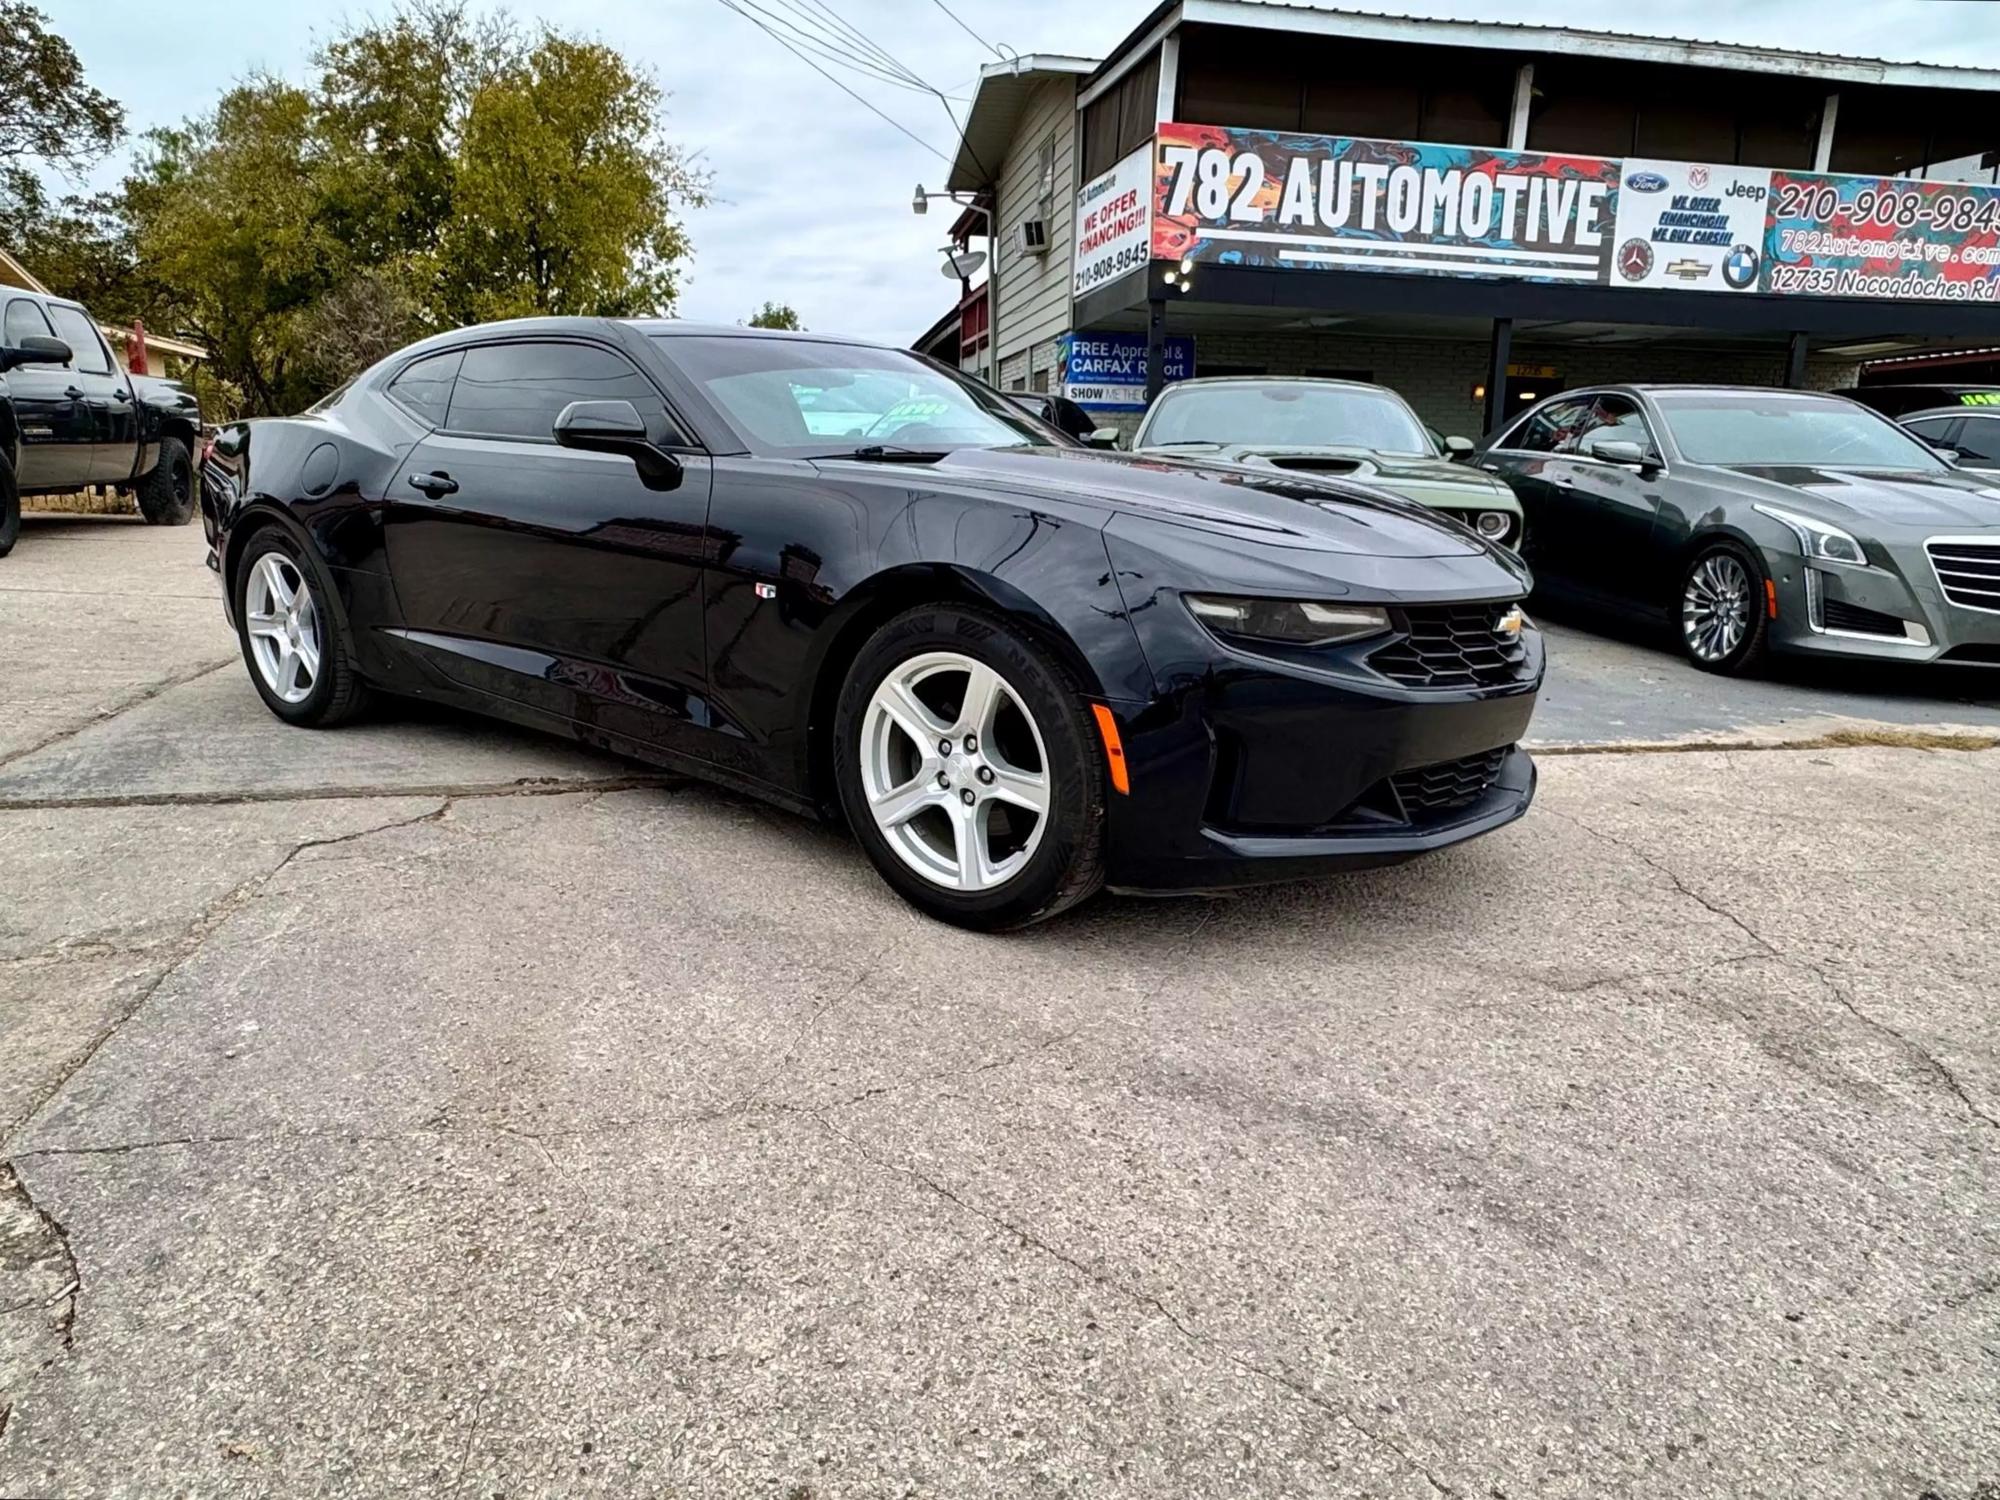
(436, 31, 707, 324)
(88, 5, 709, 416)
(747, 302, 803, 330)
(0, 2, 124, 211)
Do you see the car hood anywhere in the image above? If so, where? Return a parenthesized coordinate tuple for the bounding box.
(1719, 464, 2000, 532)
(1138, 443, 1520, 512)
(131, 373, 201, 418)
(823, 445, 1493, 560)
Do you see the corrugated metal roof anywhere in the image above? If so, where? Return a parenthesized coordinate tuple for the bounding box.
(1165, 1, 2000, 91)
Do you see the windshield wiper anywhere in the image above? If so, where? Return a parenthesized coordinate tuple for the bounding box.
(808, 444, 951, 463)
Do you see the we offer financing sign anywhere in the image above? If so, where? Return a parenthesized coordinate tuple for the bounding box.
(1059, 332, 1195, 410)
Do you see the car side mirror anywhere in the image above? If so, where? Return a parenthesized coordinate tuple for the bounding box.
(1442, 434, 1475, 460)
(1592, 438, 1660, 474)
(1086, 427, 1121, 450)
(554, 399, 682, 490)
(1926, 441, 1963, 467)
(1, 335, 71, 372)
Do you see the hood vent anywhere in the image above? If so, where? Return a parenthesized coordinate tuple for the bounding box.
(1261, 455, 1365, 474)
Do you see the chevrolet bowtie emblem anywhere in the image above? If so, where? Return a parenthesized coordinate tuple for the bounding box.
(1666, 259, 1709, 280)
(1496, 606, 1526, 636)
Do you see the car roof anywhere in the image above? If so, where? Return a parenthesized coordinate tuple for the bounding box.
(1163, 375, 1390, 393)
(1901, 405, 2000, 421)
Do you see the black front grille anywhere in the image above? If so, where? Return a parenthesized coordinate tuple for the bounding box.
(1928, 541, 2000, 613)
(1368, 603, 1529, 688)
(1820, 596, 1907, 637)
(1390, 747, 1509, 815)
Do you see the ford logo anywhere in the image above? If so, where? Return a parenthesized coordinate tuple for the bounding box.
(1626, 172, 1669, 193)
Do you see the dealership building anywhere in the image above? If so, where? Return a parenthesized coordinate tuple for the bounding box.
(920, 2, 2000, 439)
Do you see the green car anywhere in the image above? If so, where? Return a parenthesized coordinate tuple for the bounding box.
(1131, 376, 1524, 549)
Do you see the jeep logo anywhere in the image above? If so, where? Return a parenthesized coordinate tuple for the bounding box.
(1725, 181, 1768, 202)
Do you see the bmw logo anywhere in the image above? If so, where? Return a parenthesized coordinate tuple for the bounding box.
(1723, 243, 1760, 289)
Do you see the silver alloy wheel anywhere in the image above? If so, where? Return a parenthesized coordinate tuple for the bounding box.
(860, 650, 1052, 892)
(1682, 552, 1752, 663)
(243, 553, 322, 704)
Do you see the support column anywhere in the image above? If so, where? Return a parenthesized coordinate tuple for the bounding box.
(1785, 332, 1809, 388)
(1814, 93, 1840, 172)
(1484, 317, 1513, 435)
(1145, 296, 1168, 403)
(1507, 64, 1535, 151)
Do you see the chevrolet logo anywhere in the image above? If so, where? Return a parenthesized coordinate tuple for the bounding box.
(1666, 259, 1710, 280)
(1496, 606, 1526, 636)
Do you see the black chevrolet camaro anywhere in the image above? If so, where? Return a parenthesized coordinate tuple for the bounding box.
(202, 321, 1542, 928)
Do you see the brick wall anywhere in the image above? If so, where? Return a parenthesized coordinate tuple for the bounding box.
(23, 489, 136, 516)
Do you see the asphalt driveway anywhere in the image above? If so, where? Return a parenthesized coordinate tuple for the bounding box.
(1, 513, 1995, 1499)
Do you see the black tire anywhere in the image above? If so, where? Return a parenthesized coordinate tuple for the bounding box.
(833, 604, 1106, 930)
(135, 435, 196, 525)
(233, 527, 371, 726)
(0, 452, 18, 559)
(1678, 540, 1773, 676)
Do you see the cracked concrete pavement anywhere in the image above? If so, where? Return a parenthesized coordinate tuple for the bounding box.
(1, 512, 1997, 1498)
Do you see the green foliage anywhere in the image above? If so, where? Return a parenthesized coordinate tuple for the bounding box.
(39, 2, 709, 416)
(0, 2, 124, 177)
(747, 302, 804, 331)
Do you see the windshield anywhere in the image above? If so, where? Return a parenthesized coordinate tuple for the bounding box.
(657, 335, 1058, 455)
(1143, 381, 1434, 455)
(1655, 393, 1948, 470)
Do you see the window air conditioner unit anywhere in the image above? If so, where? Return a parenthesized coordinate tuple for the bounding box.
(1014, 218, 1050, 257)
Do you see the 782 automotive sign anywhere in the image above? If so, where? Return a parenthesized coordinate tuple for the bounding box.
(1149, 123, 1618, 283)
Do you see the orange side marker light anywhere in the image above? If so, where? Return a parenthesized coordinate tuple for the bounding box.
(1090, 703, 1131, 795)
(1766, 579, 1778, 619)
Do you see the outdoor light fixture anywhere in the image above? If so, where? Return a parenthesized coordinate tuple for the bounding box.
(912, 184, 928, 215)
(912, 184, 998, 389)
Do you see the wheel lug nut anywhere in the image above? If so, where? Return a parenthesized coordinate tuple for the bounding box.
(936, 771, 950, 788)
(963, 734, 978, 752)
(938, 737, 953, 756)
(959, 788, 976, 806)
(977, 767, 994, 784)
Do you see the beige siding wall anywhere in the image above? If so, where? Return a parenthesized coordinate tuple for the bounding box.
(992, 78, 1078, 373)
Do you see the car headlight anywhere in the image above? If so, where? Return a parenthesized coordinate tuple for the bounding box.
(1185, 595, 1392, 646)
(1753, 503, 1867, 565)
(1474, 511, 1512, 541)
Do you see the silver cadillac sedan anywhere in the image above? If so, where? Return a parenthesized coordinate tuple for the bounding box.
(1477, 384, 2000, 675)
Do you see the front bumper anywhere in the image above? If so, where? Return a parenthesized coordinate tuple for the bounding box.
(1761, 539, 2000, 666)
(1100, 626, 1544, 893)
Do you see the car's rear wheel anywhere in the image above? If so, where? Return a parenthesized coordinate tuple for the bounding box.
(1679, 541, 1771, 675)
(235, 529, 370, 726)
(833, 605, 1105, 930)
(0, 452, 18, 559)
(135, 435, 196, 526)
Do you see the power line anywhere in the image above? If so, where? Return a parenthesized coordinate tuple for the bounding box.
(715, 0, 953, 163)
(726, 0, 936, 92)
(928, 0, 1004, 58)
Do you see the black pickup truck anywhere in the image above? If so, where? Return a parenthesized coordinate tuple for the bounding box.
(0, 288, 204, 557)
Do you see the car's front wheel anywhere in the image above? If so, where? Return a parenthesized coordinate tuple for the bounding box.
(135, 435, 196, 525)
(235, 529, 370, 726)
(1679, 541, 1772, 675)
(833, 605, 1106, 930)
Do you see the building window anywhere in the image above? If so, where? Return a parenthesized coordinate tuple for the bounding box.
(1031, 368, 1050, 393)
(1081, 47, 1161, 179)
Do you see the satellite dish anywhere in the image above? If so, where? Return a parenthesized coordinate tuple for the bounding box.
(941, 248, 986, 279)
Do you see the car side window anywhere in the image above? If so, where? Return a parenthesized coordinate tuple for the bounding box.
(44, 304, 112, 375)
(386, 350, 463, 428)
(1954, 416, 2000, 462)
(446, 340, 673, 443)
(1509, 398, 1589, 453)
(4, 298, 55, 345)
(1902, 415, 1956, 443)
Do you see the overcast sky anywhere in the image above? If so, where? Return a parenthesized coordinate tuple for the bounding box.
(48, 0, 2000, 343)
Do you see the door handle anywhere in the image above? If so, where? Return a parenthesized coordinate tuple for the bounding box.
(64, 385, 85, 400)
(108, 390, 130, 403)
(1552, 473, 1576, 488)
(409, 471, 459, 497)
